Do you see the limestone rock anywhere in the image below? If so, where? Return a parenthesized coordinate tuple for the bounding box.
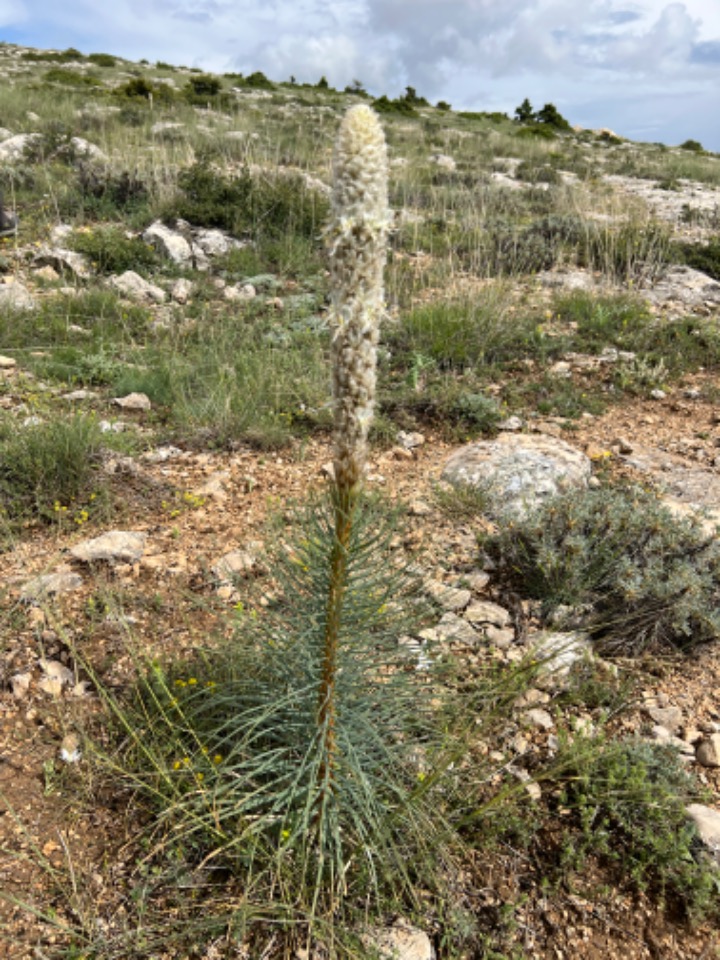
(686, 804, 720, 863)
(642, 264, 720, 309)
(524, 708, 555, 731)
(696, 734, 720, 768)
(69, 137, 105, 160)
(0, 282, 36, 311)
(170, 277, 194, 304)
(0, 133, 40, 161)
(223, 283, 256, 301)
(112, 392, 151, 411)
(20, 572, 83, 602)
(143, 220, 194, 265)
(429, 153, 456, 171)
(647, 705, 683, 734)
(70, 530, 146, 564)
(0, 354, 17, 368)
(193, 228, 243, 257)
(109, 270, 166, 304)
(10, 672, 31, 699)
(151, 121, 185, 136)
(397, 430, 425, 450)
(530, 631, 593, 679)
(464, 600, 512, 627)
(34, 247, 91, 279)
(424, 580, 471, 612)
(364, 920, 435, 960)
(442, 434, 591, 519)
(435, 612, 481, 645)
(212, 547, 259, 582)
(39, 658, 74, 687)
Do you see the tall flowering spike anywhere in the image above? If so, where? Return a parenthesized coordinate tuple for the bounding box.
(314, 106, 389, 798)
(327, 104, 390, 494)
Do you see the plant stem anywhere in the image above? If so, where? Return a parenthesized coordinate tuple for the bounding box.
(316, 486, 356, 794)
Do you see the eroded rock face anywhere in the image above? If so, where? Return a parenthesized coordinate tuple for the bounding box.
(441, 434, 591, 518)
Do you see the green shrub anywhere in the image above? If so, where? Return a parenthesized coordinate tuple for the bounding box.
(87, 52, 116, 67)
(69, 225, 158, 275)
(22, 47, 84, 63)
(188, 74, 221, 96)
(372, 95, 417, 116)
(116, 76, 154, 98)
(44, 67, 101, 87)
(388, 296, 542, 371)
(243, 70, 274, 89)
(515, 124, 557, 140)
(64, 162, 151, 221)
(672, 238, 720, 281)
(171, 162, 328, 241)
(679, 139, 704, 153)
(487, 484, 720, 653)
(0, 414, 104, 520)
(558, 738, 718, 917)
(116, 77, 177, 102)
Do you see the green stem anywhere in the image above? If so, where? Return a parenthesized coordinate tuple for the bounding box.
(316, 484, 357, 796)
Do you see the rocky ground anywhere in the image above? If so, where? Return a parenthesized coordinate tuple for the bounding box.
(2, 374, 720, 958)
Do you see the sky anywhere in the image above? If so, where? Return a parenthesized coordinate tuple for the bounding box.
(1, 0, 720, 150)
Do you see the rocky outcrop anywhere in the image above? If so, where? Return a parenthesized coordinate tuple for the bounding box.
(442, 434, 592, 518)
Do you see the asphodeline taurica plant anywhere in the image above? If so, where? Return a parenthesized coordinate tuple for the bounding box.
(316, 105, 390, 794)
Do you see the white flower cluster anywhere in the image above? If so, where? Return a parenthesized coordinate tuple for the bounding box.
(326, 105, 390, 494)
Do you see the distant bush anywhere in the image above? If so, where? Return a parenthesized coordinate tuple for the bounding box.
(514, 99, 571, 131)
(436, 100, 452, 112)
(185, 74, 222, 98)
(487, 484, 720, 654)
(62, 163, 150, 220)
(243, 71, 274, 89)
(372, 95, 417, 116)
(115, 76, 176, 102)
(44, 67, 100, 87)
(87, 52, 116, 67)
(22, 47, 84, 63)
(535, 102, 572, 131)
(515, 124, 557, 140)
(679, 139, 704, 153)
(170, 162, 328, 240)
(69, 225, 158, 275)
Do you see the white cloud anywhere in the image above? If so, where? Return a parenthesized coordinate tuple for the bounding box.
(7, 0, 720, 147)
